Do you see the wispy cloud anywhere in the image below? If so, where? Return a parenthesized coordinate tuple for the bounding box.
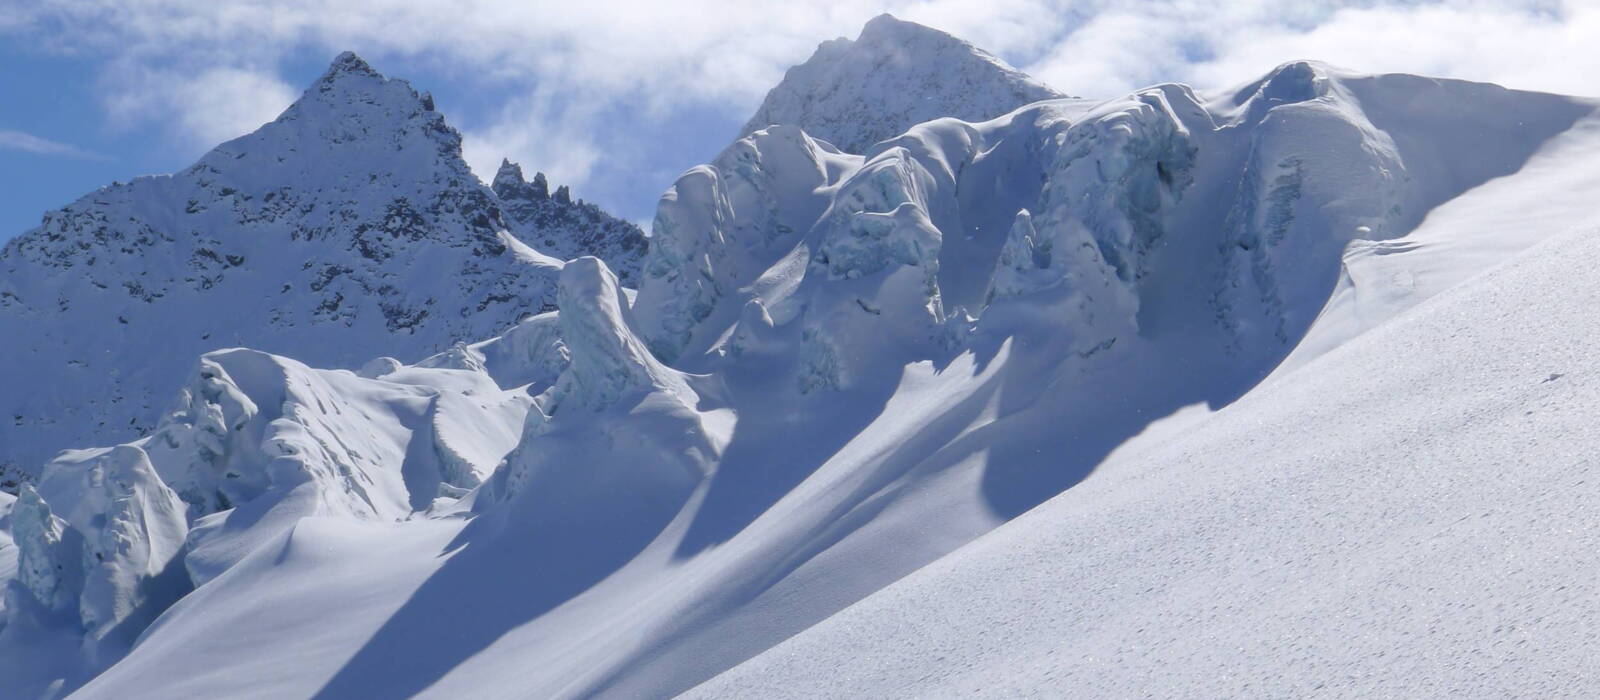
(1021, 1, 1600, 99)
(460, 88, 605, 191)
(0, 129, 108, 160)
(104, 64, 298, 149)
(4, 0, 1596, 206)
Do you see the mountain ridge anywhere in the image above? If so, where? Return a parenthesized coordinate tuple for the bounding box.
(0, 52, 642, 485)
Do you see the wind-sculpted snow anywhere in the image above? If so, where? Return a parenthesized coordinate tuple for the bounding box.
(154, 349, 533, 584)
(742, 13, 1063, 153)
(647, 87, 1203, 392)
(2, 445, 189, 674)
(692, 221, 1600, 699)
(634, 125, 857, 363)
(1034, 85, 1203, 285)
(35, 447, 189, 667)
(0, 51, 645, 485)
(6, 486, 81, 619)
(482, 257, 725, 505)
(0, 342, 541, 691)
(6, 18, 1600, 700)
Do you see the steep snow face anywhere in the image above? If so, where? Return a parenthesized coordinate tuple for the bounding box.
(31, 446, 189, 666)
(633, 125, 859, 363)
(1204, 63, 1597, 354)
(0, 52, 581, 484)
(484, 257, 723, 504)
(492, 160, 650, 286)
(3, 459, 185, 679)
(692, 220, 1600, 699)
(741, 14, 1064, 153)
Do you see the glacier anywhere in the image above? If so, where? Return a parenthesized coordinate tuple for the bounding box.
(3, 12, 1600, 700)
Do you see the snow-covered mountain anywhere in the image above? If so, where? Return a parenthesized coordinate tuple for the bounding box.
(741, 13, 1066, 153)
(0, 53, 640, 485)
(5, 15, 1600, 700)
(693, 179, 1600, 700)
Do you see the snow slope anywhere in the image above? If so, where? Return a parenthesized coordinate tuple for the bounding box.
(0, 52, 639, 484)
(1273, 111, 1600, 376)
(741, 14, 1066, 153)
(692, 218, 1600, 698)
(4, 17, 1600, 700)
(0, 341, 542, 695)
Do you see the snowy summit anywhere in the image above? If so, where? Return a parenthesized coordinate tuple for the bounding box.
(741, 14, 1066, 152)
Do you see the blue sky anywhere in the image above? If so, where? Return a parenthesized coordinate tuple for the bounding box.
(0, 35, 747, 237)
(2, 0, 1594, 243)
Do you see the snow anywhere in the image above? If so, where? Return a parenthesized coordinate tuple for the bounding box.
(0, 342, 538, 695)
(742, 14, 1064, 153)
(633, 125, 857, 363)
(691, 220, 1600, 698)
(1274, 110, 1600, 376)
(3, 15, 1600, 700)
(0, 51, 638, 485)
(492, 159, 650, 286)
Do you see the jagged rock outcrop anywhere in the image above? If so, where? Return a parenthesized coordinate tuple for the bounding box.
(492, 160, 650, 286)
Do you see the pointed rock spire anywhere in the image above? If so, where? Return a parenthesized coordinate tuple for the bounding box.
(492, 158, 526, 194)
(490, 159, 550, 202)
(321, 51, 381, 81)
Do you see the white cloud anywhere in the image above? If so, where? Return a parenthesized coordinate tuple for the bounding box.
(1022, 1, 1599, 98)
(0, 129, 107, 160)
(5, 0, 1597, 202)
(460, 89, 604, 190)
(104, 65, 298, 150)
(1188, 2, 1600, 97)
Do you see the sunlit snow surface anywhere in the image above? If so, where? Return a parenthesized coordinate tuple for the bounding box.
(3, 15, 1600, 700)
(694, 220, 1600, 698)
